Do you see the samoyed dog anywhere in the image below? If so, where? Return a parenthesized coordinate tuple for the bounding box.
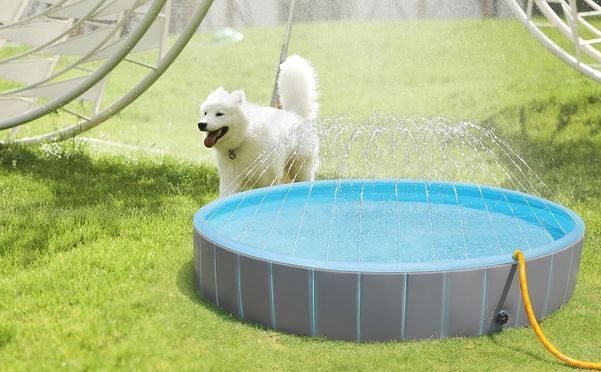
(197, 55, 319, 197)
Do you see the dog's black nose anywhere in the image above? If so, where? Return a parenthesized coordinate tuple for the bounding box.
(197, 122, 207, 131)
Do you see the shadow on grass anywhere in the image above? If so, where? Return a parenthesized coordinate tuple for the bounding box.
(176, 259, 203, 306)
(0, 145, 219, 268)
(486, 332, 563, 369)
(499, 135, 601, 204)
(0, 323, 15, 350)
(176, 259, 258, 326)
(484, 94, 601, 204)
(0, 144, 219, 210)
(486, 94, 601, 141)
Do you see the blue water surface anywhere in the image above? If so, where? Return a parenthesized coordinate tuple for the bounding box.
(194, 180, 584, 272)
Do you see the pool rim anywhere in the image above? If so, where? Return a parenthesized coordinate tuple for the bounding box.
(193, 179, 585, 273)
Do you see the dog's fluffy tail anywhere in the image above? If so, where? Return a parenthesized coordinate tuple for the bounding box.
(277, 55, 318, 121)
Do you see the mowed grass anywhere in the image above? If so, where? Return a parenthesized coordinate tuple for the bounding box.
(7, 18, 600, 161)
(97, 18, 601, 160)
(1, 19, 600, 370)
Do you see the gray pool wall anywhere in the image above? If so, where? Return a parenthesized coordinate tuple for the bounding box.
(193, 231, 583, 341)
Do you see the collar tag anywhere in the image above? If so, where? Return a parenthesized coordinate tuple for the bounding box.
(228, 149, 236, 160)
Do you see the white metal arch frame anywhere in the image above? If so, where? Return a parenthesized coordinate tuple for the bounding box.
(0, 0, 69, 30)
(0, 0, 119, 65)
(506, 0, 601, 82)
(0, 0, 145, 96)
(0, 0, 166, 130)
(0, 0, 214, 145)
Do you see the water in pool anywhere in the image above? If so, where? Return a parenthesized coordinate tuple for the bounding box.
(205, 180, 575, 265)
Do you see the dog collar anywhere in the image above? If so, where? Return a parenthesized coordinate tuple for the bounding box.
(228, 149, 236, 160)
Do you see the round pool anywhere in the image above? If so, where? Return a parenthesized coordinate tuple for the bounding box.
(193, 180, 584, 341)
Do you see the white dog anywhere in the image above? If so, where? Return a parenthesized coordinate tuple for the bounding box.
(197, 55, 319, 197)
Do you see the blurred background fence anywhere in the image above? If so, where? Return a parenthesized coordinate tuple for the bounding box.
(173, 0, 515, 33)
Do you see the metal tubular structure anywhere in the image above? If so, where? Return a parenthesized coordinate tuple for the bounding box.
(0, 0, 143, 95)
(0, 0, 166, 130)
(0, 0, 111, 64)
(0, 0, 70, 31)
(9, 0, 215, 144)
(506, 0, 601, 82)
(0, 0, 214, 144)
(270, 0, 296, 108)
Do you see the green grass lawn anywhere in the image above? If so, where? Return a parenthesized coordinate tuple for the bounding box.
(1, 18, 601, 370)
(88, 18, 601, 161)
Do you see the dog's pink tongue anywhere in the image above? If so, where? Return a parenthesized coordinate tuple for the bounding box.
(204, 132, 219, 148)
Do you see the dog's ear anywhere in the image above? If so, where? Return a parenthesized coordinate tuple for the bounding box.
(231, 90, 246, 104)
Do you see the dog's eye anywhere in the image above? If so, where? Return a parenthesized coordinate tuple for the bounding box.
(203, 112, 207, 116)
(216, 112, 224, 117)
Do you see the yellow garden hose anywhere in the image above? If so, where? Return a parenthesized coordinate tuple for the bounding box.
(513, 250, 601, 370)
